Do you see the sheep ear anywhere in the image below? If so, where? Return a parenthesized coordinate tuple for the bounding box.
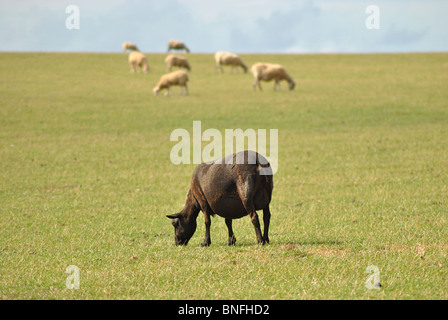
(167, 213, 181, 219)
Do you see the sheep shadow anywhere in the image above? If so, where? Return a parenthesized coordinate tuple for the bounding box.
(217, 239, 344, 248)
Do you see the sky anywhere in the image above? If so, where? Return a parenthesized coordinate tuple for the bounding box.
(0, 0, 447, 53)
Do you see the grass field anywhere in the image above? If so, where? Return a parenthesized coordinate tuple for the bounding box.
(0, 52, 447, 299)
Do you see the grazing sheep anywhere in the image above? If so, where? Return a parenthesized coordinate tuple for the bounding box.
(153, 70, 189, 96)
(165, 54, 191, 72)
(128, 51, 149, 73)
(122, 42, 139, 52)
(167, 40, 190, 53)
(215, 51, 248, 73)
(251, 63, 295, 91)
(167, 151, 273, 246)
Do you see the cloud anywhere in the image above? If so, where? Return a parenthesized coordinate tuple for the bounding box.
(0, 0, 204, 52)
(382, 24, 428, 46)
(0, 5, 68, 51)
(0, 0, 447, 53)
(227, 1, 322, 52)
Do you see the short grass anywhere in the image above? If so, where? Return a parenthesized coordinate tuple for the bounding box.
(0, 52, 447, 299)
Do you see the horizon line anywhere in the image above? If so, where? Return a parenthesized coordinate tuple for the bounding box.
(1, 50, 447, 55)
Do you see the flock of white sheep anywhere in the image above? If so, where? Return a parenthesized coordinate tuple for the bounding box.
(122, 40, 296, 96)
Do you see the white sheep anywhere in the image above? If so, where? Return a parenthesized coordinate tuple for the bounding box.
(153, 70, 189, 96)
(251, 63, 295, 91)
(215, 51, 248, 73)
(165, 54, 191, 72)
(122, 42, 139, 52)
(167, 40, 190, 53)
(128, 51, 149, 73)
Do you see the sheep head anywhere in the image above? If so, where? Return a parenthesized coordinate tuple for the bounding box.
(289, 81, 296, 90)
(167, 213, 197, 245)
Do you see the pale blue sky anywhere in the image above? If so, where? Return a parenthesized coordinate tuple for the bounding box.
(1, 0, 447, 53)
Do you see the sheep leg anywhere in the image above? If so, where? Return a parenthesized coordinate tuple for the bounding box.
(253, 79, 262, 91)
(225, 218, 236, 246)
(238, 176, 264, 244)
(248, 207, 264, 244)
(191, 185, 213, 247)
(274, 80, 280, 91)
(179, 86, 188, 96)
(252, 79, 258, 91)
(201, 211, 212, 247)
(262, 205, 271, 244)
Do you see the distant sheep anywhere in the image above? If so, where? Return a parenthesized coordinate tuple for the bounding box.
(128, 51, 149, 74)
(167, 40, 190, 53)
(215, 51, 247, 73)
(122, 42, 139, 52)
(165, 54, 191, 72)
(153, 70, 189, 96)
(251, 63, 295, 91)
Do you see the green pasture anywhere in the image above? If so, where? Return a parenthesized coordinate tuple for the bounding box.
(0, 52, 447, 299)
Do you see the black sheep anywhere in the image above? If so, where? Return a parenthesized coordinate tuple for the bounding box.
(167, 151, 273, 246)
